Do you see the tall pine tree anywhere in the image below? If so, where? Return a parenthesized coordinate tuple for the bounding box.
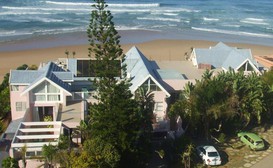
(86, 0, 153, 167)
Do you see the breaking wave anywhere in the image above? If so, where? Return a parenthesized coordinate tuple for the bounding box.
(44, 1, 161, 7)
(137, 17, 181, 22)
(191, 27, 273, 38)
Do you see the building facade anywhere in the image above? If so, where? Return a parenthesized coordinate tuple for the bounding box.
(190, 42, 263, 74)
(6, 46, 191, 158)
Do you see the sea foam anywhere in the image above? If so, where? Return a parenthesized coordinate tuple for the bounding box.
(203, 17, 219, 21)
(44, 1, 160, 7)
(240, 18, 269, 25)
(137, 17, 181, 23)
(191, 27, 273, 38)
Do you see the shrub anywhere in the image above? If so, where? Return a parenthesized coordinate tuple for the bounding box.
(2, 157, 19, 168)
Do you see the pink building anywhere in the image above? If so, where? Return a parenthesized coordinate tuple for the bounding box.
(7, 61, 91, 158)
(6, 47, 192, 158)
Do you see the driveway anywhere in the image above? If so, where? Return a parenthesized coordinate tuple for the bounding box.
(252, 153, 273, 168)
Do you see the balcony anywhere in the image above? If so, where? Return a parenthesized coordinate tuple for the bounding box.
(11, 122, 62, 158)
(57, 100, 85, 128)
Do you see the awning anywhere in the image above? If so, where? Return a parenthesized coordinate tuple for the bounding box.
(5, 118, 23, 134)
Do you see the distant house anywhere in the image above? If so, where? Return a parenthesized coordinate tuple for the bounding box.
(190, 42, 263, 74)
(6, 46, 192, 158)
(254, 55, 273, 69)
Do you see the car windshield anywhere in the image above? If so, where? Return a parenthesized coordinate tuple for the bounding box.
(255, 141, 263, 146)
(208, 152, 219, 157)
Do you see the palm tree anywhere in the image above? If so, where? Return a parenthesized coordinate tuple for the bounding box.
(169, 82, 200, 135)
(77, 120, 91, 143)
(42, 144, 57, 168)
(134, 87, 154, 130)
(65, 50, 69, 58)
(20, 144, 27, 168)
(182, 144, 194, 168)
(72, 51, 76, 58)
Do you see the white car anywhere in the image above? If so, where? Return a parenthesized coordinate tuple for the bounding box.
(196, 145, 221, 166)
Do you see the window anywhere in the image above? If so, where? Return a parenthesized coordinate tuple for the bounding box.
(11, 85, 19, 91)
(150, 80, 161, 91)
(141, 78, 161, 92)
(47, 95, 60, 101)
(33, 83, 45, 93)
(26, 151, 35, 157)
(208, 152, 219, 157)
(16, 102, 26, 111)
(154, 102, 164, 112)
(36, 151, 42, 156)
(32, 81, 61, 102)
(77, 59, 121, 77)
(255, 141, 263, 146)
(200, 148, 206, 155)
(47, 82, 60, 93)
(34, 95, 46, 101)
(238, 61, 255, 71)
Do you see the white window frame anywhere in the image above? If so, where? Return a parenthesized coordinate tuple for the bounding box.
(142, 78, 161, 92)
(11, 85, 19, 91)
(154, 102, 164, 112)
(16, 102, 26, 112)
(33, 81, 61, 102)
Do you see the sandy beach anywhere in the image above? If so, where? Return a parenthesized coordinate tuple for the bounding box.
(1, 38, 273, 82)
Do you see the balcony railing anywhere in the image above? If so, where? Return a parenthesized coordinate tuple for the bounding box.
(11, 121, 62, 158)
(68, 91, 95, 101)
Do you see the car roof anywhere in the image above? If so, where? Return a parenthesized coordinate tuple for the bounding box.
(198, 145, 218, 152)
(239, 132, 263, 141)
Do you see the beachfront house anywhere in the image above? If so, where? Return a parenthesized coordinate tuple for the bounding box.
(190, 42, 263, 74)
(6, 46, 191, 158)
(124, 46, 193, 132)
(7, 61, 90, 158)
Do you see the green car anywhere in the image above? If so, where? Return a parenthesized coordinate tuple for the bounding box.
(237, 132, 265, 150)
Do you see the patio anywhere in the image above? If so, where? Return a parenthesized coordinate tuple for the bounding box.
(57, 100, 84, 128)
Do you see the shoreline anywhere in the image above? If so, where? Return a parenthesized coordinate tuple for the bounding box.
(1, 29, 273, 52)
(1, 37, 273, 82)
(1, 29, 273, 82)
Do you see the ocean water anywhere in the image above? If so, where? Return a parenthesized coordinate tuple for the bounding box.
(0, 0, 273, 44)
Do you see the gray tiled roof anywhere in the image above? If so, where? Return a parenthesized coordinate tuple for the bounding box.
(222, 50, 247, 70)
(10, 61, 71, 93)
(53, 72, 73, 81)
(10, 71, 44, 84)
(156, 69, 186, 80)
(124, 46, 170, 96)
(124, 46, 157, 92)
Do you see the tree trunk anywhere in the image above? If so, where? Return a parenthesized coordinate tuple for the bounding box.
(203, 114, 210, 141)
(23, 160, 26, 168)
